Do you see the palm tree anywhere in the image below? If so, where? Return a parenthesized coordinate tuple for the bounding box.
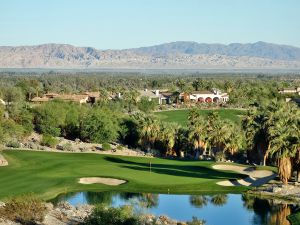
(188, 108, 201, 125)
(188, 110, 208, 158)
(267, 102, 300, 184)
(188, 119, 206, 158)
(137, 115, 160, 151)
(176, 79, 186, 91)
(192, 79, 200, 91)
(242, 109, 268, 165)
(223, 123, 243, 156)
(159, 122, 177, 156)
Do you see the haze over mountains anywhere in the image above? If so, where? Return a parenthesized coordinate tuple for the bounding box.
(1, 41, 300, 69)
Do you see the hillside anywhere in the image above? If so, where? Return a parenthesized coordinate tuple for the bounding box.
(1, 42, 300, 69)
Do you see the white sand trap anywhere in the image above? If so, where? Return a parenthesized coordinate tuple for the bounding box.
(213, 164, 276, 187)
(79, 177, 126, 186)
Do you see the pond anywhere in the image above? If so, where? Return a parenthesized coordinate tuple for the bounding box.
(52, 191, 295, 225)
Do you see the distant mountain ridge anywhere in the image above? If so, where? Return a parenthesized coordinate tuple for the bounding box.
(1, 41, 300, 69)
(132, 41, 300, 60)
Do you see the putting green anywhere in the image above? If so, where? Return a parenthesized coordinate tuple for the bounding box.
(0, 150, 248, 200)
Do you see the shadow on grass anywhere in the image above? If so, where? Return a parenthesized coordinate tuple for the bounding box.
(104, 156, 246, 180)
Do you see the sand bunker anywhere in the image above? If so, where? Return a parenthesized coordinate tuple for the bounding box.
(78, 177, 126, 186)
(213, 164, 276, 187)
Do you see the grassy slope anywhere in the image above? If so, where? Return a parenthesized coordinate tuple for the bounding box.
(0, 150, 248, 200)
(155, 109, 246, 126)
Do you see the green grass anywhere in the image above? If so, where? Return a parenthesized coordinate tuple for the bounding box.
(288, 211, 300, 225)
(0, 150, 248, 200)
(155, 109, 246, 126)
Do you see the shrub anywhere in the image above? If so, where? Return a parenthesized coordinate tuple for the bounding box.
(62, 142, 73, 151)
(116, 145, 123, 150)
(0, 194, 47, 225)
(80, 205, 140, 225)
(101, 143, 111, 151)
(40, 134, 58, 148)
(6, 140, 21, 148)
(215, 151, 225, 162)
(80, 109, 120, 143)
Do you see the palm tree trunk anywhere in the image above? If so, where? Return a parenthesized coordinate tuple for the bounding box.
(278, 157, 292, 185)
(296, 170, 300, 183)
(263, 143, 271, 166)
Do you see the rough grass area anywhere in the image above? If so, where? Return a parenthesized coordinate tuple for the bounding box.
(0, 150, 248, 200)
(288, 211, 300, 225)
(155, 109, 246, 126)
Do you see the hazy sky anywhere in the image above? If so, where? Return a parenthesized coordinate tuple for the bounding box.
(0, 0, 299, 49)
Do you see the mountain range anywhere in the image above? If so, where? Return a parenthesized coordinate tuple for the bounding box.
(1, 41, 300, 69)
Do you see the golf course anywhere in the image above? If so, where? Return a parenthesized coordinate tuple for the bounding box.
(155, 109, 245, 126)
(0, 150, 250, 200)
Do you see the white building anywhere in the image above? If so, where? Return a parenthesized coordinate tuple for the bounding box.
(279, 87, 300, 95)
(183, 89, 229, 103)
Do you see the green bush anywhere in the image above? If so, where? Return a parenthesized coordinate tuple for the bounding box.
(80, 109, 120, 143)
(0, 194, 46, 225)
(62, 142, 73, 151)
(102, 143, 111, 151)
(6, 140, 21, 148)
(40, 134, 58, 148)
(80, 205, 140, 225)
(116, 145, 123, 150)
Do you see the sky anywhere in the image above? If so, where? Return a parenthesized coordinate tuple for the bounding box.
(0, 0, 300, 49)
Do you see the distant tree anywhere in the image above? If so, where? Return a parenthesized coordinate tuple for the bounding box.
(192, 79, 201, 91)
(176, 79, 186, 91)
(137, 97, 156, 113)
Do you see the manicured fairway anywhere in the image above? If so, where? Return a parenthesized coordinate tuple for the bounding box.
(0, 150, 248, 200)
(155, 109, 246, 126)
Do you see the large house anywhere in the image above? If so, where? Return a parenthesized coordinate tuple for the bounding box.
(138, 89, 229, 105)
(138, 89, 174, 105)
(31, 92, 100, 104)
(180, 89, 229, 103)
(278, 87, 300, 95)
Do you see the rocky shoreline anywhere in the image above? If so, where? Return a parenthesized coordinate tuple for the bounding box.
(248, 182, 300, 204)
(0, 201, 201, 225)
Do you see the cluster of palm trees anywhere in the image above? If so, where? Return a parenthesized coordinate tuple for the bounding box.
(133, 110, 243, 159)
(243, 100, 300, 184)
(134, 99, 300, 185)
(133, 113, 179, 156)
(187, 109, 243, 159)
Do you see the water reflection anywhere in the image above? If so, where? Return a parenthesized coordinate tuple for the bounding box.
(242, 194, 292, 225)
(52, 191, 296, 225)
